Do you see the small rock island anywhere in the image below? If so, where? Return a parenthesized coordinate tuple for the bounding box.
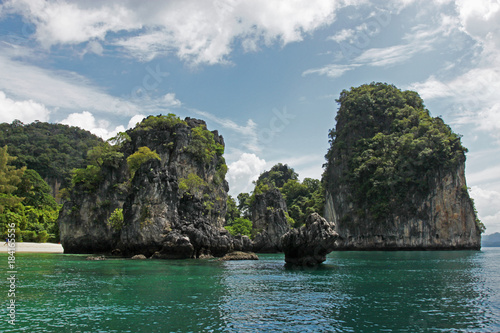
(323, 83, 482, 250)
(59, 115, 252, 258)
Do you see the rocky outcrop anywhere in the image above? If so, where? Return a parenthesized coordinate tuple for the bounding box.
(59, 115, 249, 258)
(131, 254, 147, 260)
(219, 251, 259, 261)
(281, 213, 339, 266)
(250, 188, 291, 252)
(323, 83, 482, 250)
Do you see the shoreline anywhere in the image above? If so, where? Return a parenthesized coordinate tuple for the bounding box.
(0, 242, 64, 253)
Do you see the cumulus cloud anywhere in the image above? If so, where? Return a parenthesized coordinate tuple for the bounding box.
(127, 114, 146, 129)
(0, 90, 50, 123)
(163, 93, 181, 108)
(3, 0, 344, 65)
(227, 153, 267, 196)
(60, 111, 128, 140)
(456, 0, 500, 51)
(3, 0, 138, 48)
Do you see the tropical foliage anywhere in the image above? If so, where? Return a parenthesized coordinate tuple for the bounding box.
(0, 146, 60, 242)
(0, 120, 102, 188)
(224, 217, 252, 238)
(126, 146, 161, 176)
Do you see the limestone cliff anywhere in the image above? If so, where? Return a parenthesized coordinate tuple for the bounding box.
(59, 115, 245, 257)
(323, 83, 482, 250)
(250, 188, 290, 252)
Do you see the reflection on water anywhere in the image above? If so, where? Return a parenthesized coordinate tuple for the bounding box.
(1, 249, 499, 332)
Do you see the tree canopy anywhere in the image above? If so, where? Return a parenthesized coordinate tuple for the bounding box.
(0, 146, 60, 242)
(0, 120, 102, 189)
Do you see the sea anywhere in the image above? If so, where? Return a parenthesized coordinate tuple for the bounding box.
(1, 248, 499, 332)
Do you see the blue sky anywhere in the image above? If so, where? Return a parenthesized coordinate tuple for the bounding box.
(1, 0, 499, 234)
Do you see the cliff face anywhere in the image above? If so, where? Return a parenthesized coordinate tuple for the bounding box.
(59, 116, 237, 257)
(251, 188, 290, 252)
(323, 83, 482, 250)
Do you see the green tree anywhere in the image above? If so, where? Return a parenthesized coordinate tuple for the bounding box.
(225, 195, 241, 225)
(108, 208, 124, 231)
(0, 120, 102, 191)
(237, 192, 251, 219)
(126, 146, 161, 176)
(87, 143, 124, 168)
(71, 165, 102, 191)
(255, 163, 298, 189)
(0, 147, 60, 242)
(0, 146, 25, 213)
(178, 173, 207, 198)
(224, 217, 252, 238)
(186, 125, 225, 164)
(14, 169, 58, 209)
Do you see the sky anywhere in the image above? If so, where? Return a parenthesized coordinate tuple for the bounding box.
(0, 0, 499, 234)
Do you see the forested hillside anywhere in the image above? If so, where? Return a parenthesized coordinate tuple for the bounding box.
(0, 120, 102, 196)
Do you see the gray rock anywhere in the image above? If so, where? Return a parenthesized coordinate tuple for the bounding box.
(251, 188, 290, 252)
(131, 254, 147, 260)
(219, 251, 259, 261)
(281, 213, 339, 266)
(86, 255, 106, 261)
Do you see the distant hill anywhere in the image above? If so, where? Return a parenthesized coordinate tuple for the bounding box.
(0, 120, 103, 197)
(482, 233, 500, 247)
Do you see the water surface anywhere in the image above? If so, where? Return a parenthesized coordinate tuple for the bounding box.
(2, 248, 499, 332)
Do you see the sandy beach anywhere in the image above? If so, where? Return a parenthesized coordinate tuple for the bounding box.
(0, 242, 64, 253)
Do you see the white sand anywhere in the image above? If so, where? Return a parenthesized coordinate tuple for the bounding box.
(0, 242, 64, 253)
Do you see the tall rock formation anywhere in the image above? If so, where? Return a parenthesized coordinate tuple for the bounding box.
(59, 115, 244, 257)
(250, 188, 290, 252)
(323, 83, 482, 250)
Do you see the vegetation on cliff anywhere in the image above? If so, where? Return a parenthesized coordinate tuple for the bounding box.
(240, 163, 325, 228)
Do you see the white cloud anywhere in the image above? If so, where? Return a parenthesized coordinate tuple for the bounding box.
(163, 93, 181, 108)
(0, 90, 50, 123)
(192, 109, 259, 153)
(409, 65, 500, 141)
(354, 40, 433, 67)
(467, 164, 500, 186)
(4, 0, 345, 65)
(407, 0, 500, 143)
(469, 186, 500, 234)
(328, 28, 356, 43)
(302, 64, 360, 78)
(227, 153, 267, 196)
(60, 111, 126, 140)
(127, 114, 146, 129)
(456, 0, 500, 51)
(0, 48, 138, 116)
(81, 40, 104, 57)
(3, 0, 139, 48)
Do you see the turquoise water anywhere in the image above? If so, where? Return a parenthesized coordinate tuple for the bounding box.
(2, 249, 499, 332)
